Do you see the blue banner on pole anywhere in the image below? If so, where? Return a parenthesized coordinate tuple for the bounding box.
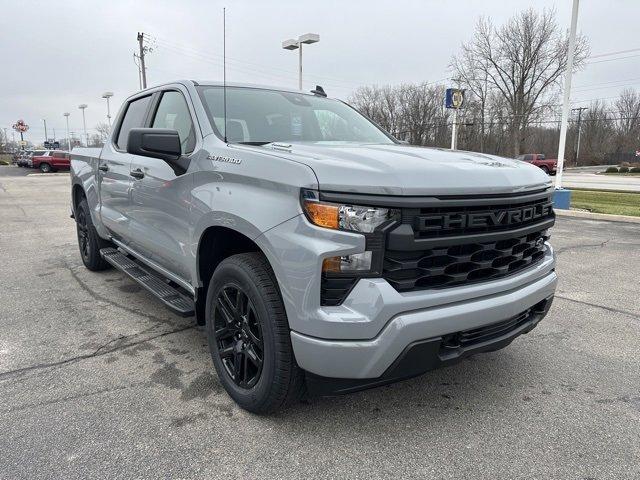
(446, 88, 465, 109)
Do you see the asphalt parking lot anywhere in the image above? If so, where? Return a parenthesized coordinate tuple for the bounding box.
(1, 165, 639, 479)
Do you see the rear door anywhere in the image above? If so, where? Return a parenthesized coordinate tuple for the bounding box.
(127, 87, 198, 279)
(98, 94, 153, 241)
(51, 151, 68, 169)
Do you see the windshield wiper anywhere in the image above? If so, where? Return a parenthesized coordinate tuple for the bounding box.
(237, 141, 272, 146)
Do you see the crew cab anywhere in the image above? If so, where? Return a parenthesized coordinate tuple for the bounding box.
(516, 153, 557, 175)
(70, 80, 557, 413)
(32, 150, 70, 173)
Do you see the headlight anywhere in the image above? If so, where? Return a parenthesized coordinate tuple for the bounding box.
(301, 189, 399, 233)
(301, 189, 399, 275)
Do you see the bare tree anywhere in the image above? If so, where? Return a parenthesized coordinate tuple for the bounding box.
(613, 88, 640, 152)
(579, 101, 614, 163)
(452, 8, 589, 156)
(350, 83, 450, 146)
(396, 83, 448, 145)
(95, 122, 111, 143)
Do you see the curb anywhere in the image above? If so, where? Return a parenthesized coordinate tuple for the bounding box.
(555, 209, 640, 224)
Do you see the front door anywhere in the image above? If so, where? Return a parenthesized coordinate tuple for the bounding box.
(127, 89, 198, 280)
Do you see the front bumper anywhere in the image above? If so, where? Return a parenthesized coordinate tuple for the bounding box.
(291, 266, 556, 381)
(306, 295, 553, 395)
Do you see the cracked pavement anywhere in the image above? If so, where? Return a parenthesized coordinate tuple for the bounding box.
(0, 166, 639, 479)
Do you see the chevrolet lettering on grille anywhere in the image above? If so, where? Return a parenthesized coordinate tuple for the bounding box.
(417, 201, 554, 231)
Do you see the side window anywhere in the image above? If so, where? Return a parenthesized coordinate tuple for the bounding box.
(53, 152, 64, 158)
(116, 95, 152, 149)
(151, 91, 196, 154)
(523, 154, 534, 161)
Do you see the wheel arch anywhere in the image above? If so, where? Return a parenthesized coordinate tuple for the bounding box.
(71, 182, 86, 213)
(195, 225, 276, 325)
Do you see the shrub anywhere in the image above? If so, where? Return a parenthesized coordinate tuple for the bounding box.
(630, 167, 640, 173)
(619, 166, 629, 173)
(605, 166, 619, 173)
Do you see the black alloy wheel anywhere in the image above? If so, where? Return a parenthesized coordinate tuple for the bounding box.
(214, 284, 264, 388)
(75, 198, 111, 271)
(76, 207, 91, 263)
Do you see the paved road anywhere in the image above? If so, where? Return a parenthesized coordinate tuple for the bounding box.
(560, 171, 640, 192)
(0, 164, 70, 178)
(1, 171, 639, 479)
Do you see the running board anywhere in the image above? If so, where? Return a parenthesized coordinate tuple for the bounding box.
(100, 247, 195, 317)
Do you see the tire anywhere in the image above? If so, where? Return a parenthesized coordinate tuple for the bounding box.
(39, 163, 51, 173)
(76, 198, 111, 271)
(205, 252, 304, 414)
(540, 165, 550, 175)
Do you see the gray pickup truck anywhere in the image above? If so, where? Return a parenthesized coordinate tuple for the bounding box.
(70, 80, 557, 413)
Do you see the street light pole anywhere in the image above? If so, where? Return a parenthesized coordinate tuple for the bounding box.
(555, 0, 580, 191)
(102, 92, 114, 127)
(282, 33, 320, 90)
(42, 119, 48, 144)
(78, 104, 88, 146)
(64, 112, 71, 151)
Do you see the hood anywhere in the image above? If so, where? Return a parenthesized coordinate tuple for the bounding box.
(251, 142, 551, 196)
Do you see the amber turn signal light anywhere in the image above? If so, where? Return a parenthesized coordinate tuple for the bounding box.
(303, 201, 339, 229)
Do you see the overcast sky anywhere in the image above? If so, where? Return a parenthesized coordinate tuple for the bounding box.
(1, 0, 639, 142)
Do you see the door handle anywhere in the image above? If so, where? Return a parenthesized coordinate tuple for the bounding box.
(130, 169, 145, 180)
(98, 164, 109, 172)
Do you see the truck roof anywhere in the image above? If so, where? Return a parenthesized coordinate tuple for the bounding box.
(135, 80, 332, 99)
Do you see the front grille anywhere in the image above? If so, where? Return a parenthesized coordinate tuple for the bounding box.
(382, 190, 554, 293)
(384, 230, 548, 291)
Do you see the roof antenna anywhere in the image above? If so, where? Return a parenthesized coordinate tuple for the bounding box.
(311, 85, 327, 97)
(223, 7, 228, 143)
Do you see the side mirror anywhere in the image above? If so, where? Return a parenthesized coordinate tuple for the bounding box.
(127, 128, 181, 162)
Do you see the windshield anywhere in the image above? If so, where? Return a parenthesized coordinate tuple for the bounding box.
(197, 86, 394, 145)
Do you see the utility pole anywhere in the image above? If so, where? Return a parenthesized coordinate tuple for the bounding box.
(572, 107, 587, 166)
(137, 32, 147, 89)
(133, 53, 142, 90)
(42, 119, 48, 143)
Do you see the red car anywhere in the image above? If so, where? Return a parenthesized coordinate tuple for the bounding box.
(31, 150, 70, 173)
(516, 153, 557, 175)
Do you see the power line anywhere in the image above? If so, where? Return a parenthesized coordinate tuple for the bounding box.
(588, 47, 640, 59)
(586, 53, 640, 65)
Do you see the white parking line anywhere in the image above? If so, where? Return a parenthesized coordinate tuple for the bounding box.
(27, 173, 70, 177)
